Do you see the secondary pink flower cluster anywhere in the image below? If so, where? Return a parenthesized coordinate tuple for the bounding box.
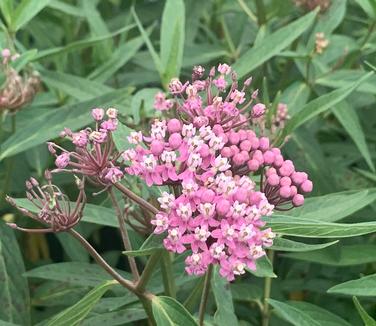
(48, 108, 123, 185)
(124, 64, 313, 280)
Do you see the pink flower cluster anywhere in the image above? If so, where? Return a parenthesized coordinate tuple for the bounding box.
(48, 107, 123, 185)
(124, 64, 313, 280)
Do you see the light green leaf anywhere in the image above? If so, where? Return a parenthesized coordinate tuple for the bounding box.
(46, 280, 117, 326)
(160, 0, 185, 85)
(282, 189, 376, 222)
(328, 274, 376, 296)
(332, 101, 375, 171)
(353, 297, 376, 326)
(34, 24, 135, 60)
(151, 296, 198, 326)
(12, 0, 51, 31)
(40, 69, 112, 100)
(264, 216, 376, 238)
(124, 233, 164, 257)
(24, 262, 129, 287)
(283, 244, 376, 266)
(0, 222, 30, 325)
(231, 283, 262, 302)
(271, 238, 339, 252)
(88, 36, 145, 83)
(11, 49, 38, 72)
(233, 9, 318, 79)
(81, 307, 146, 326)
(0, 88, 133, 160)
(268, 299, 321, 326)
(131, 7, 162, 74)
(280, 72, 374, 141)
(211, 267, 238, 326)
(131, 88, 160, 124)
(354, 0, 376, 18)
(249, 255, 276, 278)
(0, 0, 13, 26)
(47, 0, 85, 17)
(112, 122, 133, 153)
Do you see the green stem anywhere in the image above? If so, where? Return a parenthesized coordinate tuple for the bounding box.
(136, 251, 162, 292)
(161, 252, 176, 298)
(262, 250, 275, 326)
(114, 182, 159, 215)
(108, 188, 140, 281)
(237, 0, 257, 23)
(255, 0, 266, 26)
(184, 277, 205, 312)
(198, 265, 213, 326)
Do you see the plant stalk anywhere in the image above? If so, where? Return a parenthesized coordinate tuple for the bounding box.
(161, 251, 176, 298)
(114, 182, 159, 215)
(262, 249, 275, 326)
(198, 264, 213, 326)
(108, 187, 140, 281)
(136, 251, 162, 292)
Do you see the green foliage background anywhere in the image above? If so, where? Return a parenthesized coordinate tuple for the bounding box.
(0, 0, 376, 325)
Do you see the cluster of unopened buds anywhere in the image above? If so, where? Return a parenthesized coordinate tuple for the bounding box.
(315, 32, 330, 54)
(0, 48, 40, 113)
(9, 63, 313, 281)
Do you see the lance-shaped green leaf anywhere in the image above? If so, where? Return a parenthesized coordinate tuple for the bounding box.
(160, 0, 185, 85)
(124, 233, 164, 257)
(151, 296, 198, 326)
(81, 307, 146, 326)
(268, 300, 352, 326)
(264, 216, 376, 238)
(0, 88, 133, 160)
(46, 280, 117, 326)
(282, 189, 376, 222)
(332, 101, 375, 172)
(0, 222, 30, 325)
(278, 72, 374, 143)
(11, 0, 51, 31)
(328, 274, 376, 296)
(282, 244, 376, 266)
(271, 238, 338, 252)
(211, 266, 238, 325)
(233, 9, 318, 79)
(248, 255, 276, 278)
(353, 297, 376, 326)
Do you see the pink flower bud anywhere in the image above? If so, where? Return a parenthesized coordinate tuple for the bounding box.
(233, 153, 246, 166)
(250, 137, 260, 150)
(167, 119, 182, 133)
(150, 140, 164, 156)
(106, 108, 118, 119)
(290, 185, 298, 197)
(301, 180, 313, 193)
(169, 78, 184, 94)
(55, 153, 70, 169)
(252, 103, 266, 118)
(259, 137, 270, 151)
(221, 147, 232, 158)
(279, 186, 292, 198)
(169, 133, 182, 149)
(1, 48, 11, 58)
(230, 145, 240, 156)
(280, 176, 292, 187)
(292, 194, 305, 206)
(240, 140, 252, 152)
(291, 172, 308, 185)
(263, 151, 275, 165)
(267, 174, 280, 186)
(216, 199, 231, 216)
(247, 159, 260, 171)
(212, 124, 224, 135)
(229, 131, 240, 145)
(92, 108, 104, 121)
(218, 63, 231, 75)
(279, 161, 295, 176)
(266, 167, 277, 177)
(72, 131, 88, 147)
(199, 144, 210, 157)
(202, 189, 215, 203)
(234, 187, 248, 203)
(274, 154, 284, 167)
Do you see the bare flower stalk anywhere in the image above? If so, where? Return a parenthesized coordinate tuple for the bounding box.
(108, 187, 140, 281)
(262, 249, 275, 326)
(198, 264, 213, 326)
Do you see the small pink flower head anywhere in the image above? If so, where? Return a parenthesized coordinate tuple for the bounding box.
(55, 153, 70, 168)
(193, 65, 205, 79)
(230, 90, 246, 104)
(151, 213, 169, 234)
(158, 192, 175, 211)
(252, 103, 266, 118)
(154, 92, 173, 111)
(218, 63, 231, 75)
(100, 119, 118, 131)
(103, 167, 123, 183)
(169, 78, 185, 94)
(1, 48, 11, 59)
(106, 108, 118, 119)
(127, 131, 143, 144)
(89, 131, 107, 143)
(72, 131, 88, 147)
(167, 118, 182, 133)
(92, 108, 105, 121)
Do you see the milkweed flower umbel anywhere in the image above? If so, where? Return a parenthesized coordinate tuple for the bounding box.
(124, 64, 313, 280)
